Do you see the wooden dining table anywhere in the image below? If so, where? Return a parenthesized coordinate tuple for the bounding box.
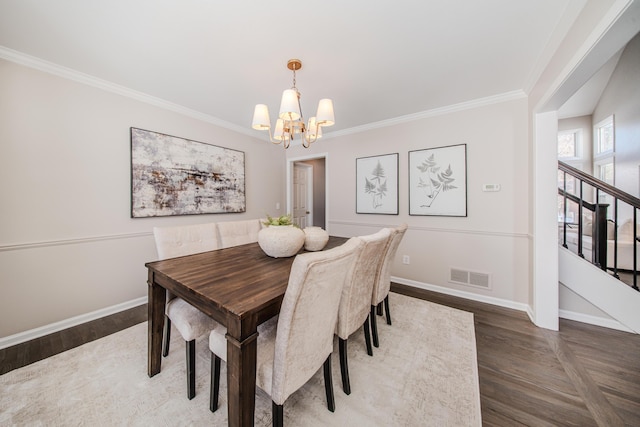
(146, 236, 347, 427)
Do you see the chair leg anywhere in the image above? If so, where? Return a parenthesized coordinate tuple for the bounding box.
(162, 315, 171, 357)
(210, 354, 221, 412)
(370, 305, 379, 348)
(363, 317, 373, 356)
(384, 295, 392, 325)
(323, 355, 335, 412)
(186, 339, 196, 400)
(376, 302, 383, 316)
(338, 338, 351, 395)
(272, 401, 284, 427)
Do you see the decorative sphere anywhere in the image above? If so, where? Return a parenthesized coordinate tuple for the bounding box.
(303, 226, 329, 251)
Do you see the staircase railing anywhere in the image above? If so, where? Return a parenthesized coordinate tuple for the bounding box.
(558, 161, 640, 291)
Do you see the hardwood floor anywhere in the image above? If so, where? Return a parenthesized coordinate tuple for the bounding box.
(393, 283, 640, 427)
(1, 285, 638, 426)
(0, 304, 147, 376)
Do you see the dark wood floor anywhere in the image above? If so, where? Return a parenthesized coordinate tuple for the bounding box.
(2, 284, 639, 426)
(393, 283, 640, 427)
(0, 304, 147, 376)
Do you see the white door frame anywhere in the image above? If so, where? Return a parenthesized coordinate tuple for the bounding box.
(286, 152, 329, 230)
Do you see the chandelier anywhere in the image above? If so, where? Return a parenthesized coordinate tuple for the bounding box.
(251, 59, 335, 149)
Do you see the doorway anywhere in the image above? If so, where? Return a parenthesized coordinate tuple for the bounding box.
(286, 154, 328, 229)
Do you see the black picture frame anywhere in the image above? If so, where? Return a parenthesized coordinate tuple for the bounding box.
(409, 144, 467, 216)
(356, 153, 399, 215)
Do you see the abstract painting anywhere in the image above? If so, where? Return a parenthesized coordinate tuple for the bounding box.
(409, 144, 467, 216)
(130, 128, 245, 218)
(356, 153, 398, 215)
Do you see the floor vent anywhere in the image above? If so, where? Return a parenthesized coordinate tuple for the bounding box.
(450, 268, 491, 289)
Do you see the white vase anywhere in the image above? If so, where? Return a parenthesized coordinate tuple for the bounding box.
(258, 225, 305, 258)
(303, 226, 329, 251)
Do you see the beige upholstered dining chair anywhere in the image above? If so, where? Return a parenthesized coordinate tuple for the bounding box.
(153, 223, 223, 400)
(209, 238, 364, 426)
(217, 219, 261, 248)
(370, 223, 408, 348)
(335, 228, 391, 395)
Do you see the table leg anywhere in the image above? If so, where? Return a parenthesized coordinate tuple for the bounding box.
(147, 272, 166, 377)
(226, 325, 258, 427)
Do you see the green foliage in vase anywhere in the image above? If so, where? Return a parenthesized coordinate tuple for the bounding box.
(263, 214, 298, 227)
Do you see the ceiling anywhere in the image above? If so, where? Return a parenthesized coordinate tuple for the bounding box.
(0, 0, 589, 138)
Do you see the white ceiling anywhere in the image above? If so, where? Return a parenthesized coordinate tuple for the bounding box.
(0, 0, 588, 137)
(557, 50, 622, 119)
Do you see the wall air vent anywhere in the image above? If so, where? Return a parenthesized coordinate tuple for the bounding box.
(450, 268, 469, 284)
(449, 267, 491, 289)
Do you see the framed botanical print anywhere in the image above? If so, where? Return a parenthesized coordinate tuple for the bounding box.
(356, 153, 399, 215)
(409, 144, 467, 216)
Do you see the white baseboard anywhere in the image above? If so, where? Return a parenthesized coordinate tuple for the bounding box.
(392, 276, 529, 312)
(0, 297, 148, 350)
(393, 276, 636, 333)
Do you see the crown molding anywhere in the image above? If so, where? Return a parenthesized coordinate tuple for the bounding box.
(0, 46, 257, 138)
(2, 46, 526, 141)
(325, 90, 527, 139)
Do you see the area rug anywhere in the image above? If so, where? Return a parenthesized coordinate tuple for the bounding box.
(0, 293, 481, 426)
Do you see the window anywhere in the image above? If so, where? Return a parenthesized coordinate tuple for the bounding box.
(594, 158, 614, 218)
(593, 115, 615, 214)
(596, 160, 614, 185)
(594, 116, 614, 156)
(558, 168, 580, 224)
(557, 129, 581, 159)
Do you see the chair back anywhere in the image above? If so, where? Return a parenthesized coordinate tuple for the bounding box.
(336, 228, 391, 339)
(217, 220, 261, 248)
(153, 222, 221, 259)
(372, 223, 408, 306)
(270, 237, 364, 405)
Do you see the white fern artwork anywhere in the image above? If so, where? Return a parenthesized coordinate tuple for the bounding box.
(356, 153, 398, 215)
(409, 144, 467, 216)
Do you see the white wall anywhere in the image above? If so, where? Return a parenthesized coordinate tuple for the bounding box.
(0, 59, 285, 339)
(593, 31, 640, 200)
(287, 96, 531, 308)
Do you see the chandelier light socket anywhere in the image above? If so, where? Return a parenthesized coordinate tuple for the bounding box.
(315, 99, 335, 126)
(279, 89, 301, 121)
(252, 104, 271, 130)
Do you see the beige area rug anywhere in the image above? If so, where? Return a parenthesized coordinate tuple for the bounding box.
(0, 293, 481, 426)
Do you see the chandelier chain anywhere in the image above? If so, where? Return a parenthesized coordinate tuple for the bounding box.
(292, 68, 297, 90)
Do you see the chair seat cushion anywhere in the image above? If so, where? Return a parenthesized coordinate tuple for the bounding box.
(166, 298, 221, 341)
(209, 316, 278, 396)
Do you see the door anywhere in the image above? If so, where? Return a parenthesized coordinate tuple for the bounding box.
(293, 163, 312, 228)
